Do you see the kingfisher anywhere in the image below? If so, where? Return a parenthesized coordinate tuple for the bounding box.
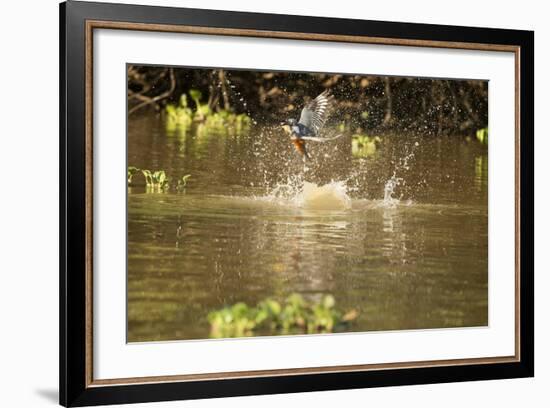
(280, 90, 342, 160)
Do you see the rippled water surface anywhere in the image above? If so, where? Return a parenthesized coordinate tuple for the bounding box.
(127, 114, 488, 342)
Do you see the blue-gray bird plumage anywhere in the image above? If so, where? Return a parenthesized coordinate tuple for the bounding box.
(298, 90, 334, 136)
(281, 90, 341, 160)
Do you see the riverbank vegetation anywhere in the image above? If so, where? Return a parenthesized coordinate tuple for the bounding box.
(165, 90, 252, 136)
(128, 65, 488, 137)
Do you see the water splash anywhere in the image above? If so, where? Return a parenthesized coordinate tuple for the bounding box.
(382, 172, 402, 207)
(301, 181, 351, 210)
(216, 70, 257, 124)
(380, 144, 418, 207)
(248, 131, 420, 209)
(259, 175, 351, 210)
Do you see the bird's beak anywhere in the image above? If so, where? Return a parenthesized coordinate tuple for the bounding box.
(280, 122, 286, 127)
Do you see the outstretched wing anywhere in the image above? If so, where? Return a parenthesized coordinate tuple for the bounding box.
(298, 90, 334, 136)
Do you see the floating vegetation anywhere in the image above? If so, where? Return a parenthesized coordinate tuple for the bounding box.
(127, 166, 141, 184)
(337, 121, 351, 133)
(127, 167, 190, 193)
(207, 294, 358, 338)
(166, 89, 252, 136)
(176, 174, 192, 192)
(166, 95, 194, 132)
(202, 110, 252, 134)
(476, 127, 488, 145)
(141, 170, 169, 191)
(337, 120, 383, 158)
(352, 134, 382, 158)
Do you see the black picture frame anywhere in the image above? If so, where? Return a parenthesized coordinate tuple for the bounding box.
(60, 1, 534, 406)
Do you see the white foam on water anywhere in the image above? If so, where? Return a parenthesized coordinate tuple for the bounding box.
(258, 176, 351, 210)
(300, 181, 351, 210)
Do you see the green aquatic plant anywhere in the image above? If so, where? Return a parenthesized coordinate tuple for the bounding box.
(127, 166, 140, 184)
(141, 169, 169, 191)
(476, 127, 488, 145)
(176, 174, 191, 191)
(337, 121, 350, 133)
(205, 110, 251, 132)
(128, 167, 191, 192)
(352, 134, 382, 158)
(207, 293, 358, 338)
(166, 94, 194, 134)
(165, 89, 252, 136)
(338, 120, 382, 158)
(189, 89, 212, 121)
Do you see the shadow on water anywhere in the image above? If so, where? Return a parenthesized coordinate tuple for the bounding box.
(127, 114, 488, 342)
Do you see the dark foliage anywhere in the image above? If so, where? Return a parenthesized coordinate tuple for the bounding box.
(128, 65, 488, 136)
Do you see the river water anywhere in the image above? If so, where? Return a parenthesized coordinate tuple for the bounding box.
(127, 114, 488, 342)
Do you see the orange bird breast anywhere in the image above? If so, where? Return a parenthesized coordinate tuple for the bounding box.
(292, 138, 308, 158)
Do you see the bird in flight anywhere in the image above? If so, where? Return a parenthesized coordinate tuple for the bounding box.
(280, 90, 342, 160)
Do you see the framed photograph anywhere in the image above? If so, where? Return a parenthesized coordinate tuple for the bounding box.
(60, 1, 534, 406)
